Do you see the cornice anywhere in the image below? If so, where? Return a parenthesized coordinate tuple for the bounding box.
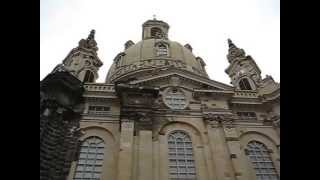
(128, 68, 233, 90)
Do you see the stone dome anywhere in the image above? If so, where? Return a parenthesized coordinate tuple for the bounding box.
(105, 20, 208, 83)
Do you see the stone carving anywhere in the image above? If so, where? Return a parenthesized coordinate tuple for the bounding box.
(155, 31, 165, 39)
(169, 76, 181, 86)
(271, 112, 280, 128)
(126, 112, 153, 131)
(261, 111, 280, 127)
(126, 93, 154, 106)
(122, 121, 134, 129)
(125, 40, 135, 50)
(109, 59, 198, 82)
(227, 39, 246, 63)
(184, 44, 193, 52)
(51, 63, 71, 74)
(153, 96, 166, 109)
(40, 71, 84, 180)
(251, 73, 262, 85)
(203, 112, 236, 128)
(78, 30, 98, 52)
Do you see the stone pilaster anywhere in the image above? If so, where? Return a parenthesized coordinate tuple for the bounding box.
(272, 116, 280, 137)
(152, 138, 160, 180)
(202, 137, 217, 180)
(222, 125, 249, 180)
(138, 130, 153, 180)
(117, 120, 135, 180)
(206, 120, 235, 180)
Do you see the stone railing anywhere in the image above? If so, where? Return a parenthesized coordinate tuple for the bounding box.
(233, 90, 258, 98)
(84, 83, 115, 92)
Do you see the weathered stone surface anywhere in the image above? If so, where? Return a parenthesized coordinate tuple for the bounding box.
(42, 18, 280, 180)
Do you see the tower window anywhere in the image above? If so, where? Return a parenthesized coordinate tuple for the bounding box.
(246, 141, 279, 180)
(239, 78, 252, 90)
(73, 136, 105, 180)
(88, 105, 110, 115)
(84, 70, 94, 83)
(237, 112, 257, 120)
(114, 53, 125, 68)
(168, 131, 196, 180)
(151, 27, 163, 38)
(156, 43, 168, 56)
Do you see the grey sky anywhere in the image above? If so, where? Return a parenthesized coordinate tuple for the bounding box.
(40, 0, 279, 84)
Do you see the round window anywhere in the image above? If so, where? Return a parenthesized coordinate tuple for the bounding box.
(163, 88, 188, 110)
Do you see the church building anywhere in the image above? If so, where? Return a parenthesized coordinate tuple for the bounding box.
(41, 18, 280, 180)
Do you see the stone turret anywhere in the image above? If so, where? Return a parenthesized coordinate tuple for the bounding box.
(225, 39, 262, 90)
(62, 30, 103, 83)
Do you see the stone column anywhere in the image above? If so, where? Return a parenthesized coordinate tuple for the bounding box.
(117, 120, 135, 180)
(193, 138, 210, 180)
(223, 125, 249, 180)
(137, 130, 153, 180)
(206, 120, 235, 180)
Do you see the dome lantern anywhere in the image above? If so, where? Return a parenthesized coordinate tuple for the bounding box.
(142, 18, 170, 40)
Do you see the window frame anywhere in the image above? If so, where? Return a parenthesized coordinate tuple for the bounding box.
(156, 42, 169, 57)
(83, 70, 95, 83)
(237, 111, 257, 120)
(167, 130, 197, 180)
(73, 136, 105, 180)
(245, 141, 279, 180)
(151, 27, 164, 39)
(88, 105, 111, 115)
(238, 78, 253, 90)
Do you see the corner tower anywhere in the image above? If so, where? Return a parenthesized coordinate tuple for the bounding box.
(61, 30, 103, 83)
(225, 39, 262, 90)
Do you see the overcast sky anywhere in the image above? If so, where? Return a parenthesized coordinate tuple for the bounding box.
(40, 0, 279, 84)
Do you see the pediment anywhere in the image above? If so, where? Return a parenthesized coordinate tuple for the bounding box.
(127, 69, 234, 92)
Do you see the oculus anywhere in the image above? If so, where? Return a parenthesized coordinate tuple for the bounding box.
(163, 88, 188, 110)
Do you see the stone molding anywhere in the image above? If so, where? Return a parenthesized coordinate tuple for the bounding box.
(203, 111, 236, 128)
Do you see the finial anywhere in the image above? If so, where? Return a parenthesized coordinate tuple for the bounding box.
(88, 29, 95, 40)
(228, 38, 236, 48)
(153, 14, 157, 20)
(226, 38, 246, 62)
(78, 29, 98, 52)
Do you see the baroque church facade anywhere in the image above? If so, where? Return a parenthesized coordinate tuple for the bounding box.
(41, 19, 280, 180)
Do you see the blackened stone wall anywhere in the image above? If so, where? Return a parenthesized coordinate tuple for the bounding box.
(40, 71, 84, 180)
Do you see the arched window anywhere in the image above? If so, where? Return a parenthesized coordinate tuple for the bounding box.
(156, 43, 168, 56)
(84, 70, 94, 83)
(239, 78, 252, 90)
(151, 27, 163, 38)
(246, 141, 279, 180)
(168, 131, 196, 180)
(73, 136, 105, 180)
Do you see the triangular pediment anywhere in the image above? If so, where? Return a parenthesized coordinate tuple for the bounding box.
(127, 68, 234, 92)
